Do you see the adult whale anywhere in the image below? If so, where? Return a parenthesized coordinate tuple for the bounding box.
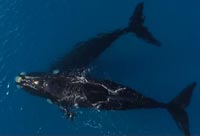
(51, 2, 161, 72)
(15, 73, 196, 136)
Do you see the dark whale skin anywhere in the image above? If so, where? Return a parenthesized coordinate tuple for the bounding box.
(15, 73, 196, 136)
(45, 75, 165, 110)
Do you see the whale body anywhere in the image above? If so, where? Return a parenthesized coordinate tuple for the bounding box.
(16, 73, 196, 136)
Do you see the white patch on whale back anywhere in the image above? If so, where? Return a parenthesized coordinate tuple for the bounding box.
(72, 75, 88, 84)
(53, 69, 59, 74)
(89, 81, 126, 95)
(20, 72, 26, 75)
(46, 99, 53, 104)
(115, 87, 126, 93)
(74, 103, 79, 108)
(24, 76, 40, 79)
(34, 81, 39, 85)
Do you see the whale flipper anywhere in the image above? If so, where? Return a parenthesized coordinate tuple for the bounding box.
(60, 106, 75, 120)
(50, 2, 161, 73)
(167, 82, 196, 136)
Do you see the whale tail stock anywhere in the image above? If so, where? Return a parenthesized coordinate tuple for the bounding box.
(165, 82, 196, 136)
(125, 2, 161, 46)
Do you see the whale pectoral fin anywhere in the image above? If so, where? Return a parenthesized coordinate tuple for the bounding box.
(60, 106, 75, 120)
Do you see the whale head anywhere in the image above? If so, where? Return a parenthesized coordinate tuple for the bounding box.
(15, 72, 72, 101)
(15, 72, 49, 97)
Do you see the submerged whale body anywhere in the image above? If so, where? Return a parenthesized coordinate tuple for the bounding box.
(51, 2, 161, 72)
(15, 73, 196, 136)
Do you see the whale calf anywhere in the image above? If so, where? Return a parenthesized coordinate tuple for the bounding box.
(51, 2, 161, 72)
(16, 73, 196, 136)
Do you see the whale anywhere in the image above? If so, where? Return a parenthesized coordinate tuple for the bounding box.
(15, 73, 196, 136)
(14, 2, 194, 136)
(51, 2, 161, 73)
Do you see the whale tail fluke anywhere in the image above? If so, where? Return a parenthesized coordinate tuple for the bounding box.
(166, 82, 196, 136)
(126, 2, 161, 46)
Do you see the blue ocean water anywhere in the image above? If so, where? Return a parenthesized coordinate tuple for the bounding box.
(0, 0, 200, 135)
